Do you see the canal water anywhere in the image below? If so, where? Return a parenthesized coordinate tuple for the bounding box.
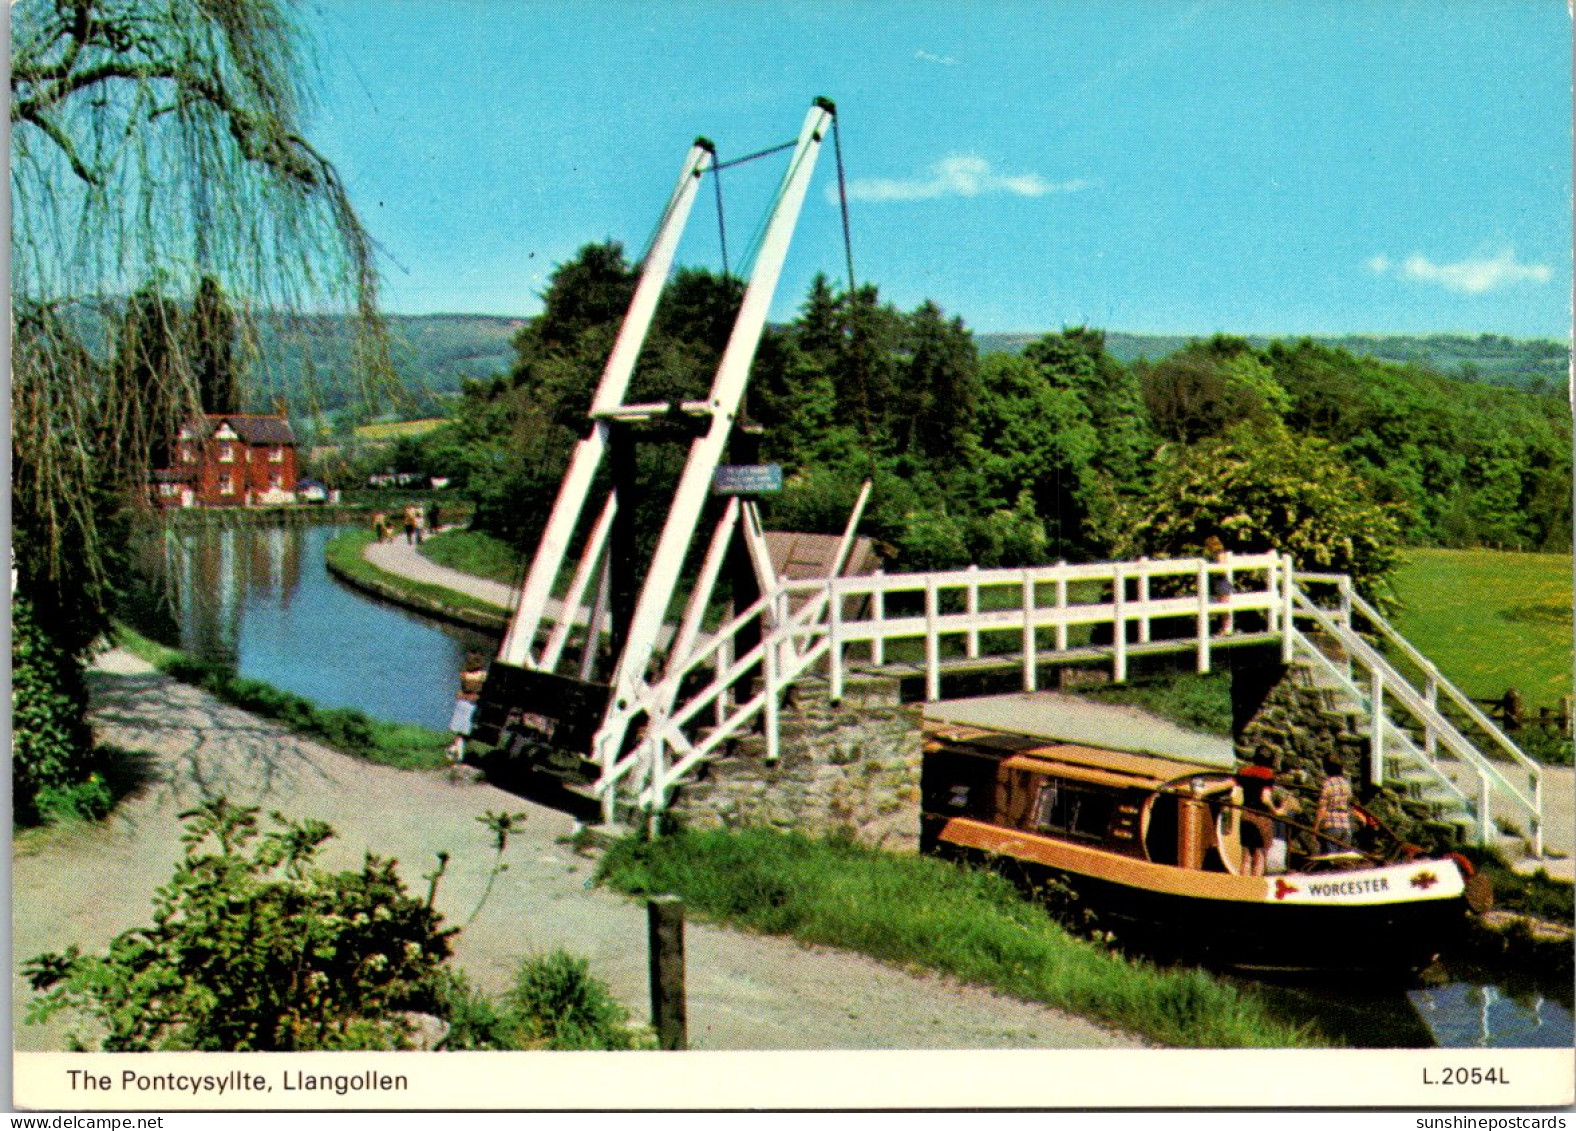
(122, 521, 1571, 1048)
(124, 522, 497, 731)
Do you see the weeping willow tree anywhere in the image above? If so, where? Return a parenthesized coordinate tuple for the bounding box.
(11, 0, 395, 817)
(11, 0, 393, 653)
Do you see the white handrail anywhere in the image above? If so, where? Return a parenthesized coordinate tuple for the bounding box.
(1290, 587, 1539, 836)
(1343, 586, 1541, 779)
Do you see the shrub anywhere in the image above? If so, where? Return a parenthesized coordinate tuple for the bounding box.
(12, 593, 96, 825)
(437, 956, 648, 1051)
(24, 797, 456, 1051)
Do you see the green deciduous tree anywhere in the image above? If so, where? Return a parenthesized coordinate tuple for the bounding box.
(1118, 423, 1403, 601)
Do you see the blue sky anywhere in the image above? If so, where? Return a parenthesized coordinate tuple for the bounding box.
(309, 1, 1572, 339)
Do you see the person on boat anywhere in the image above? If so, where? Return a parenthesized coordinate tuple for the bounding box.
(1237, 753, 1296, 876)
(1203, 534, 1234, 636)
(1314, 755, 1355, 856)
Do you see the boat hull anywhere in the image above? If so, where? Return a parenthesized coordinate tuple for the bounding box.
(928, 815, 1469, 975)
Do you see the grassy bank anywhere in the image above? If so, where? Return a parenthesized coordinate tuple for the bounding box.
(113, 624, 453, 770)
(419, 529, 524, 587)
(1070, 669, 1234, 736)
(1390, 548, 1572, 710)
(324, 529, 507, 631)
(597, 828, 1323, 1048)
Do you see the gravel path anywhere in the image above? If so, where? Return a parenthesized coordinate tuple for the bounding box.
(12, 648, 1143, 1052)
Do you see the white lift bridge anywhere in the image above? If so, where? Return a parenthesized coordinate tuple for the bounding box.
(463, 99, 1545, 858)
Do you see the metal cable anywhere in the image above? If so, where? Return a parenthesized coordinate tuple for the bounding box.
(711, 156, 730, 279)
(831, 113, 857, 295)
(714, 138, 796, 171)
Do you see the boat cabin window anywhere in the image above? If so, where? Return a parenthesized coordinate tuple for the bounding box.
(1028, 779, 1116, 842)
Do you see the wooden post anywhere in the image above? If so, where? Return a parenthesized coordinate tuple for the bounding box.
(828, 577, 844, 703)
(1112, 565, 1127, 683)
(1137, 558, 1152, 644)
(1196, 560, 1211, 674)
(871, 572, 886, 667)
(965, 565, 981, 659)
(648, 895, 687, 1051)
(1021, 569, 1037, 692)
(924, 575, 941, 702)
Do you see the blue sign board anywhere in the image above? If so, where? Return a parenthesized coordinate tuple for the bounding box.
(712, 464, 784, 494)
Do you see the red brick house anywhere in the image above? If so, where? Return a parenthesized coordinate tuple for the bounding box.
(154, 414, 299, 507)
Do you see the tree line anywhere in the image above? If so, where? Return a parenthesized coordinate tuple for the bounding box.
(396, 242, 1572, 602)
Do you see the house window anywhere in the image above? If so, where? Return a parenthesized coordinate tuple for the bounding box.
(269, 473, 282, 490)
(180, 446, 194, 464)
(218, 444, 234, 463)
(219, 476, 234, 496)
(269, 447, 284, 463)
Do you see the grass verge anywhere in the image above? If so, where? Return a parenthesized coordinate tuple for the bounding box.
(596, 828, 1324, 1048)
(325, 529, 507, 631)
(112, 623, 453, 770)
(1068, 669, 1235, 736)
(419, 529, 525, 587)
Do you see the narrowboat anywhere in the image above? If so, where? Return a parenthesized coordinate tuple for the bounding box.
(921, 724, 1482, 975)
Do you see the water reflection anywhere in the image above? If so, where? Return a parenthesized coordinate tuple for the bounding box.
(1409, 972, 1575, 1049)
(127, 523, 496, 730)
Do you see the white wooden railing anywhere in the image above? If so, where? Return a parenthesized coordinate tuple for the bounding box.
(584, 551, 1541, 853)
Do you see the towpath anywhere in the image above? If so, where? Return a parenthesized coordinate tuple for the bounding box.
(12, 648, 1143, 1054)
(364, 531, 517, 610)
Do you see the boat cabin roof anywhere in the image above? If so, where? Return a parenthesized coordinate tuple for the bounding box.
(924, 722, 1222, 790)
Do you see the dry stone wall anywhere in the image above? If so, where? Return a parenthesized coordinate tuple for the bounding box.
(668, 673, 924, 852)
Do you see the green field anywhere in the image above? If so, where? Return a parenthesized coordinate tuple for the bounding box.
(1389, 548, 1572, 709)
(354, 417, 448, 441)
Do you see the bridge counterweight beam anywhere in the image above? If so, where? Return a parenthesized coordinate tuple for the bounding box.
(503, 141, 714, 668)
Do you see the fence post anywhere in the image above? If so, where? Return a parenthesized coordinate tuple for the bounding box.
(1477, 771, 1492, 848)
(1280, 554, 1295, 664)
(1369, 667, 1385, 785)
(764, 634, 780, 762)
(965, 564, 981, 659)
(869, 572, 886, 667)
(1424, 669, 1439, 760)
(1054, 569, 1069, 653)
(648, 895, 687, 1051)
(924, 575, 941, 702)
(1021, 569, 1037, 692)
(828, 578, 844, 703)
(1531, 775, 1543, 857)
(1196, 560, 1211, 674)
(1112, 564, 1127, 683)
(1137, 557, 1152, 644)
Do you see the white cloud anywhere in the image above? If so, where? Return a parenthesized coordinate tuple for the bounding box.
(1368, 248, 1552, 294)
(844, 155, 1090, 203)
(915, 49, 958, 66)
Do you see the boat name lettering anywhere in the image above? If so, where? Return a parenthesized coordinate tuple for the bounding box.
(1305, 876, 1390, 897)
